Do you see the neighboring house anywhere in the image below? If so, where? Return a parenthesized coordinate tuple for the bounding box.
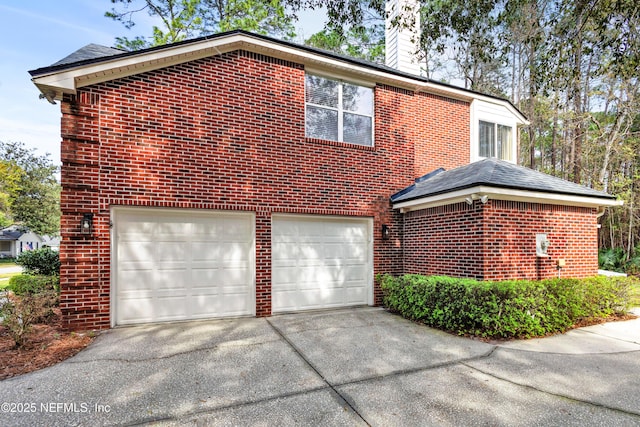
(30, 27, 620, 330)
(41, 235, 61, 252)
(0, 225, 44, 258)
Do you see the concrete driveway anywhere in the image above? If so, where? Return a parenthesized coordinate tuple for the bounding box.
(1, 307, 639, 426)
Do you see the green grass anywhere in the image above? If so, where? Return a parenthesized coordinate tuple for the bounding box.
(0, 276, 14, 289)
(0, 269, 20, 290)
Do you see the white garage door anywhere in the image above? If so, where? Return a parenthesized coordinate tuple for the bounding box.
(113, 208, 254, 325)
(272, 215, 372, 313)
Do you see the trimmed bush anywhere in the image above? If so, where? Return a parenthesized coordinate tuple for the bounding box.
(0, 291, 58, 348)
(2, 275, 60, 347)
(379, 274, 635, 339)
(8, 274, 59, 295)
(16, 247, 60, 276)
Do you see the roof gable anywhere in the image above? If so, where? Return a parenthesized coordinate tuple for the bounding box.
(29, 30, 527, 124)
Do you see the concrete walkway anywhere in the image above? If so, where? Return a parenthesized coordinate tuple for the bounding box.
(0, 265, 22, 274)
(0, 307, 639, 426)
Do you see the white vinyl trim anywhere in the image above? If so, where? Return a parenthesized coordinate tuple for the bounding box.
(393, 185, 623, 213)
(32, 32, 527, 125)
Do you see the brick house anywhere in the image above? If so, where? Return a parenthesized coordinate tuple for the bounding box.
(30, 30, 620, 330)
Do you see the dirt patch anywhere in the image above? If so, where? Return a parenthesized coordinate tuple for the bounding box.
(0, 308, 95, 381)
(570, 312, 638, 329)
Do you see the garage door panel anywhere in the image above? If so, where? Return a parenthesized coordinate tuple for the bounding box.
(191, 268, 220, 285)
(119, 241, 155, 262)
(114, 209, 254, 325)
(190, 295, 222, 317)
(192, 242, 222, 261)
(322, 243, 347, 257)
(344, 287, 367, 303)
(191, 222, 221, 238)
(154, 295, 188, 321)
(119, 217, 156, 237)
(219, 267, 252, 286)
(272, 242, 298, 260)
(272, 216, 371, 313)
(221, 293, 256, 315)
(118, 269, 155, 290)
(156, 220, 189, 235)
(302, 266, 345, 285)
(156, 241, 187, 261)
(222, 242, 250, 261)
(272, 267, 297, 288)
(343, 265, 366, 281)
(189, 284, 220, 297)
(118, 298, 153, 323)
(154, 268, 188, 290)
(298, 289, 345, 309)
(221, 218, 252, 238)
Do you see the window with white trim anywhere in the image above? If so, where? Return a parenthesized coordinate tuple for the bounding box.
(305, 74, 374, 146)
(479, 120, 513, 160)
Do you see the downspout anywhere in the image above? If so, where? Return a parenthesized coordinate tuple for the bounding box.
(402, 210, 406, 275)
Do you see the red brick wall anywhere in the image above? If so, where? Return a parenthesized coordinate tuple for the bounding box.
(59, 50, 472, 329)
(403, 203, 485, 278)
(375, 85, 470, 176)
(481, 200, 599, 280)
(403, 200, 599, 280)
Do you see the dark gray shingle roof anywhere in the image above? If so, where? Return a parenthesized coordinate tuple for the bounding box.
(391, 158, 615, 203)
(51, 44, 125, 67)
(25, 31, 523, 122)
(0, 230, 23, 241)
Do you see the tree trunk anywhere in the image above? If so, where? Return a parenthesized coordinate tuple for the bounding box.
(571, 39, 583, 184)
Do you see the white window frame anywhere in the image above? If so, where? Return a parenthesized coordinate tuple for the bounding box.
(470, 100, 517, 163)
(304, 73, 374, 146)
(479, 121, 513, 160)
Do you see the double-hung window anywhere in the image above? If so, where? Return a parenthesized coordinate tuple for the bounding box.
(479, 121, 513, 161)
(305, 74, 374, 146)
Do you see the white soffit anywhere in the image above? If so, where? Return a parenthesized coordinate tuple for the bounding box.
(392, 185, 624, 213)
(31, 32, 525, 121)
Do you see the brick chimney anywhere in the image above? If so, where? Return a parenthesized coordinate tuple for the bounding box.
(385, 0, 421, 75)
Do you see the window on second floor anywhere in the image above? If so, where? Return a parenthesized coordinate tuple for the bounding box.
(305, 74, 374, 146)
(479, 120, 513, 161)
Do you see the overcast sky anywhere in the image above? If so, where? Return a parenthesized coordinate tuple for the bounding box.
(0, 1, 325, 167)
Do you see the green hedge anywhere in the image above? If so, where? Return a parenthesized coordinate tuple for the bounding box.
(16, 247, 60, 276)
(379, 274, 634, 339)
(8, 274, 60, 296)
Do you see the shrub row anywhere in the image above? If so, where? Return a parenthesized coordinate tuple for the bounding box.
(8, 274, 60, 295)
(1, 248, 61, 348)
(16, 247, 60, 276)
(379, 274, 635, 339)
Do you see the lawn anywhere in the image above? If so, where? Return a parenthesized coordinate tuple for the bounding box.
(0, 260, 20, 289)
(0, 275, 16, 289)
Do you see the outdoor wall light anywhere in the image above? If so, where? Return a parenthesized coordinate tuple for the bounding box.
(382, 224, 390, 240)
(81, 213, 94, 234)
(465, 197, 474, 205)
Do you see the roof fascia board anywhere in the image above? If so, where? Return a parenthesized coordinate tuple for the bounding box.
(393, 186, 486, 212)
(32, 33, 421, 97)
(31, 35, 246, 98)
(31, 33, 522, 119)
(393, 185, 622, 212)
